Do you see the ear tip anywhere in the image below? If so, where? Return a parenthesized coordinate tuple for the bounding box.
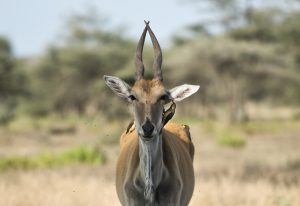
(188, 84, 200, 92)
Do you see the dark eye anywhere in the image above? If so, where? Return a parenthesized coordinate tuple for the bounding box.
(160, 94, 170, 101)
(129, 95, 137, 101)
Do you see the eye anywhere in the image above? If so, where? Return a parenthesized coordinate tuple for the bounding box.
(159, 94, 170, 101)
(128, 95, 137, 101)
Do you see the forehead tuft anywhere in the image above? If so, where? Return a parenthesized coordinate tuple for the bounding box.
(132, 79, 165, 94)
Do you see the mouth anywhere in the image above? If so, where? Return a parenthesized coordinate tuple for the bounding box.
(138, 133, 156, 142)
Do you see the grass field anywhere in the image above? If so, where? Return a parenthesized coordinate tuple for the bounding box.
(0, 116, 300, 206)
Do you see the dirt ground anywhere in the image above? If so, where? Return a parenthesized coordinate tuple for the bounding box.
(0, 121, 300, 206)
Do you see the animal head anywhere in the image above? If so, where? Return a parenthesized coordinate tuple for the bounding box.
(104, 21, 199, 141)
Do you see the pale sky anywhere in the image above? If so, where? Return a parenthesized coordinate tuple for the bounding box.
(0, 0, 288, 57)
(0, 0, 203, 57)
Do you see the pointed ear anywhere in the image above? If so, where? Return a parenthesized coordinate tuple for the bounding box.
(169, 84, 200, 102)
(103, 75, 131, 100)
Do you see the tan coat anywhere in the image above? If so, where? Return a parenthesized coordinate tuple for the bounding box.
(116, 122, 195, 206)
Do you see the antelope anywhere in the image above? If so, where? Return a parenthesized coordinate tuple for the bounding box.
(103, 21, 199, 206)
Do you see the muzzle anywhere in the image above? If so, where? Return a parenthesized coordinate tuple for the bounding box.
(125, 101, 176, 136)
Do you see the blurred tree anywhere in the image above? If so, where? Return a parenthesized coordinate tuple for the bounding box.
(186, 0, 300, 33)
(27, 10, 136, 117)
(279, 12, 300, 66)
(173, 0, 300, 121)
(166, 37, 300, 122)
(229, 8, 282, 42)
(0, 37, 27, 124)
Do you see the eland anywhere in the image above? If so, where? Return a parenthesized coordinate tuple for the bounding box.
(104, 21, 199, 206)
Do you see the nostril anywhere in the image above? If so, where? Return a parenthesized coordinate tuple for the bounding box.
(142, 122, 154, 136)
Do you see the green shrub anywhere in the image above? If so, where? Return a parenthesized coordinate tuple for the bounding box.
(217, 134, 246, 148)
(286, 158, 300, 171)
(0, 146, 105, 171)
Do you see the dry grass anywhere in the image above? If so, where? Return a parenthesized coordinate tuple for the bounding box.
(1, 168, 299, 206)
(0, 118, 300, 206)
(0, 166, 119, 206)
(191, 178, 300, 206)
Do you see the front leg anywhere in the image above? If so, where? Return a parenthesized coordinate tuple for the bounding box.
(123, 182, 146, 206)
(124, 191, 155, 206)
(156, 179, 182, 206)
(124, 197, 145, 206)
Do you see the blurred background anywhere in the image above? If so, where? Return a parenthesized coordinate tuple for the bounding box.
(1, 0, 300, 205)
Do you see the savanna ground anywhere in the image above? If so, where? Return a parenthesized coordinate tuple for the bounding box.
(0, 107, 300, 206)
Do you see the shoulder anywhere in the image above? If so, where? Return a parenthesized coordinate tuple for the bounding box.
(162, 122, 194, 160)
(163, 122, 192, 143)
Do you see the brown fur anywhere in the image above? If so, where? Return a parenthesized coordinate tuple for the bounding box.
(130, 79, 168, 136)
(116, 122, 195, 205)
(131, 79, 166, 103)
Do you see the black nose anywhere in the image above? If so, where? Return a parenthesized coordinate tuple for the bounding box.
(142, 119, 154, 137)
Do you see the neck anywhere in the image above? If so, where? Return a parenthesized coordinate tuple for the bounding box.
(138, 134, 164, 202)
